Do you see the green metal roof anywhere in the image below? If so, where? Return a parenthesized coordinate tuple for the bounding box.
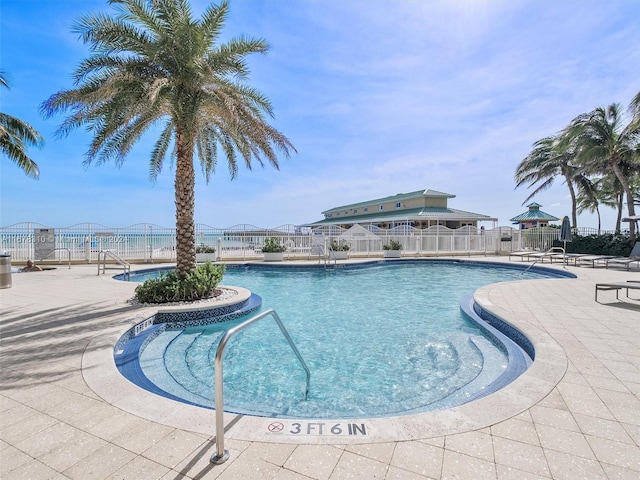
(307, 206, 493, 227)
(321, 189, 455, 215)
(509, 210, 559, 222)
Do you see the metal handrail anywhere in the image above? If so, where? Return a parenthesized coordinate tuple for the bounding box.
(38, 248, 72, 269)
(309, 244, 325, 263)
(325, 247, 337, 267)
(522, 246, 566, 274)
(211, 308, 310, 465)
(97, 250, 131, 277)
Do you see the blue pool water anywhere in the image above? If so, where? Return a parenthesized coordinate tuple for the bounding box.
(122, 261, 570, 418)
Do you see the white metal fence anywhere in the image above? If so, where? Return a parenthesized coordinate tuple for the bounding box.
(2, 222, 606, 264)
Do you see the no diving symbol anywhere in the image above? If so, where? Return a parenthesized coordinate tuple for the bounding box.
(268, 422, 284, 433)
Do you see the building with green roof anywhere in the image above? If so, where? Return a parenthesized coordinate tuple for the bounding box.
(307, 189, 495, 230)
(509, 203, 559, 230)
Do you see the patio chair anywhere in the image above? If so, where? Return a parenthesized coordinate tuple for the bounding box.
(524, 247, 582, 266)
(595, 280, 640, 302)
(574, 255, 616, 268)
(508, 251, 537, 261)
(605, 243, 640, 271)
(563, 253, 591, 265)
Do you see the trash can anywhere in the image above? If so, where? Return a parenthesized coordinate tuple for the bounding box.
(0, 254, 11, 289)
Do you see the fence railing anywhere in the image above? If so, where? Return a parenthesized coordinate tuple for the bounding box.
(2, 222, 610, 263)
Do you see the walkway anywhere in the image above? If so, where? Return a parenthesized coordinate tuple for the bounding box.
(1, 258, 638, 479)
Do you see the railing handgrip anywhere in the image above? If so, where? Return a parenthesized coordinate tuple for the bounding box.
(211, 308, 310, 465)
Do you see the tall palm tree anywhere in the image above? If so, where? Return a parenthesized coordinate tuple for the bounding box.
(0, 72, 44, 178)
(600, 173, 626, 233)
(575, 177, 599, 233)
(568, 103, 640, 242)
(515, 134, 582, 227)
(41, 0, 295, 275)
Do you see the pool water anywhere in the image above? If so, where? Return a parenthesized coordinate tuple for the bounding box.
(130, 262, 561, 418)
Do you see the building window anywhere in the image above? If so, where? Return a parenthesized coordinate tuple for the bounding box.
(364, 207, 368, 213)
(379, 205, 384, 211)
(396, 202, 402, 209)
(353, 209, 358, 214)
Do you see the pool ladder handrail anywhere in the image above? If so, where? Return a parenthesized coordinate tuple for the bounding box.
(211, 308, 310, 465)
(325, 247, 337, 267)
(38, 248, 72, 269)
(522, 246, 566, 274)
(97, 250, 131, 278)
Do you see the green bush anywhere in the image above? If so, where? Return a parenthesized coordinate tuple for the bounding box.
(134, 261, 226, 304)
(196, 243, 216, 253)
(554, 233, 632, 256)
(330, 239, 350, 251)
(383, 239, 403, 250)
(261, 237, 286, 253)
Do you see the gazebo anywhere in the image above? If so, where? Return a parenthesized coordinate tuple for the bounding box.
(510, 203, 559, 230)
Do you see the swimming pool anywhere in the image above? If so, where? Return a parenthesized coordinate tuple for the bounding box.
(117, 260, 572, 419)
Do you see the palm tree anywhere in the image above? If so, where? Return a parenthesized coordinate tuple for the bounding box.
(568, 103, 640, 242)
(630, 90, 640, 132)
(0, 72, 44, 178)
(515, 134, 582, 227)
(41, 0, 295, 276)
(575, 177, 601, 233)
(600, 173, 626, 233)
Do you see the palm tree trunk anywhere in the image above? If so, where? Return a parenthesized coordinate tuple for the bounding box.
(566, 177, 578, 228)
(175, 129, 196, 276)
(611, 162, 637, 243)
(616, 193, 623, 233)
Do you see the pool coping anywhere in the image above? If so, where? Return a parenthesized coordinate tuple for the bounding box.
(82, 259, 569, 445)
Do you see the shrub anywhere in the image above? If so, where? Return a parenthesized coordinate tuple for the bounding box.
(261, 237, 286, 253)
(330, 240, 350, 251)
(134, 261, 226, 304)
(553, 233, 632, 256)
(383, 239, 403, 250)
(196, 243, 216, 254)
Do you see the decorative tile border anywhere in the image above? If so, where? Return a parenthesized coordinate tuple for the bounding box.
(460, 293, 533, 402)
(155, 293, 261, 328)
(472, 300, 535, 360)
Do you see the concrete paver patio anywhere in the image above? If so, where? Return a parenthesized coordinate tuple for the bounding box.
(1, 257, 638, 479)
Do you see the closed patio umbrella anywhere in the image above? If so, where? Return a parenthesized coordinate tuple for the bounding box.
(559, 216, 572, 244)
(559, 216, 572, 265)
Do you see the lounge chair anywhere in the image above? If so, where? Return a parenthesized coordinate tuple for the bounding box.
(524, 247, 583, 266)
(605, 243, 640, 271)
(509, 251, 537, 261)
(533, 252, 576, 264)
(574, 255, 616, 268)
(595, 280, 640, 302)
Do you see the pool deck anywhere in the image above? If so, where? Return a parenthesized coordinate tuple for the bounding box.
(1, 256, 639, 479)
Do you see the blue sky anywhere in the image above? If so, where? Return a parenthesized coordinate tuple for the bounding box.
(1, 0, 638, 230)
